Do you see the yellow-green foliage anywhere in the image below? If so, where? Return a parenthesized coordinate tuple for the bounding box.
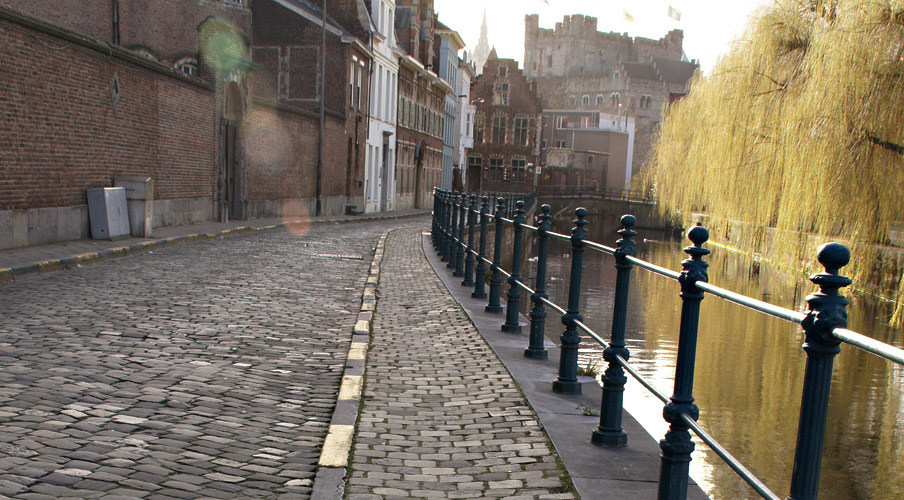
(647, 0, 904, 325)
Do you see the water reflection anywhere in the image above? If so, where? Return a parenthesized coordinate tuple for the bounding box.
(523, 213, 903, 500)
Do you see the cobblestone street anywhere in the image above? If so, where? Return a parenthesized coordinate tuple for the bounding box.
(346, 228, 574, 499)
(0, 218, 424, 499)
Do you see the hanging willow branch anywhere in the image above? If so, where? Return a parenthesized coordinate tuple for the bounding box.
(644, 0, 904, 328)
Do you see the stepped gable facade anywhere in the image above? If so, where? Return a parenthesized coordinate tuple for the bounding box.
(467, 51, 541, 194)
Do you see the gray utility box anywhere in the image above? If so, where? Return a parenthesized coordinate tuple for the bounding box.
(86, 187, 131, 240)
(114, 177, 154, 237)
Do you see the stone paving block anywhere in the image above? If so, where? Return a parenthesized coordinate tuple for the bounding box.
(346, 227, 575, 498)
(0, 218, 427, 500)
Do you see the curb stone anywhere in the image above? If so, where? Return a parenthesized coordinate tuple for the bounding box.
(310, 230, 389, 500)
(0, 211, 428, 283)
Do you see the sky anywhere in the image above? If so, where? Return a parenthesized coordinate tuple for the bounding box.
(431, 0, 774, 74)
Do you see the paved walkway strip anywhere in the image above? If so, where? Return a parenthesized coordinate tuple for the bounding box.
(346, 227, 576, 499)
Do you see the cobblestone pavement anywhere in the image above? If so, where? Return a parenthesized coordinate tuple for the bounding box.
(0, 217, 425, 499)
(346, 227, 575, 500)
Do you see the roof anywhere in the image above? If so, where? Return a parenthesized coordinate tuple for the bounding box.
(653, 57, 698, 85)
(623, 62, 658, 82)
(273, 0, 352, 38)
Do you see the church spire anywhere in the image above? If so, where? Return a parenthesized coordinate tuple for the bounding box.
(473, 9, 491, 74)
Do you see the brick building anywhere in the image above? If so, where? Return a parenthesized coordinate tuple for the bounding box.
(393, 0, 445, 209)
(249, 0, 371, 216)
(467, 51, 541, 194)
(539, 110, 632, 190)
(0, 4, 228, 249)
(523, 14, 697, 180)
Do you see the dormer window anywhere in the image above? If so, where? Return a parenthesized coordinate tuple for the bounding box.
(498, 65, 507, 78)
(175, 57, 198, 77)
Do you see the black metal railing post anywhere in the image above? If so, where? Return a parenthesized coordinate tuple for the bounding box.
(658, 225, 708, 500)
(525, 204, 552, 359)
(502, 200, 526, 333)
(444, 192, 456, 263)
(447, 192, 459, 268)
(432, 189, 441, 250)
(553, 207, 588, 395)
(486, 197, 506, 313)
(472, 196, 490, 299)
(593, 214, 636, 447)
(462, 194, 477, 287)
(453, 193, 467, 277)
(440, 190, 450, 257)
(787, 243, 851, 500)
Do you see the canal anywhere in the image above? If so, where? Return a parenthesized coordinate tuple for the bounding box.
(522, 213, 904, 500)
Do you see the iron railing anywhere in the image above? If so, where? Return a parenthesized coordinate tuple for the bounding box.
(431, 189, 904, 500)
(537, 185, 654, 204)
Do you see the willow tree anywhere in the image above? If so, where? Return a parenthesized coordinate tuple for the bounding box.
(646, 0, 904, 325)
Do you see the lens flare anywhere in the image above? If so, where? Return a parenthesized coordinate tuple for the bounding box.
(199, 18, 246, 74)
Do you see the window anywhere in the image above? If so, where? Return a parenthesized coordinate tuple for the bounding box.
(580, 116, 594, 128)
(555, 116, 565, 129)
(596, 94, 604, 106)
(569, 96, 576, 107)
(468, 155, 482, 175)
(614, 71, 620, 81)
(174, 57, 196, 76)
(511, 159, 527, 182)
(498, 65, 508, 78)
(610, 93, 620, 107)
(554, 139, 565, 148)
(474, 114, 485, 143)
(514, 117, 530, 146)
(491, 116, 506, 144)
(582, 95, 590, 107)
(488, 157, 505, 180)
(493, 82, 509, 106)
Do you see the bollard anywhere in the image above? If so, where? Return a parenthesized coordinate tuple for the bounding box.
(658, 225, 708, 500)
(787, 243, 851, 500)
(525, 204, 552, 359)
(593, 214, 636, 447)
(472, 196, 490, 299)
(486, 197, 506, 313)
(553, 208, 588, 394)
(502, 200, 526, 333)
(447, 192, 459, 268)
(462, 194, 477, 286)
(453, 194, 467, 277)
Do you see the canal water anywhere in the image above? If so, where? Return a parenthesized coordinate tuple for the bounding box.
(521, 214, 904, 500)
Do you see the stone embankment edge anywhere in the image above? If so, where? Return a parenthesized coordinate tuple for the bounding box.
(0, 211, 427, 283)
(309, 229, 388, 500)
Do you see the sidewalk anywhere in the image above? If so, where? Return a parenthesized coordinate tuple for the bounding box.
(344, 227, 576, 499)
(0, 209, 429, 282)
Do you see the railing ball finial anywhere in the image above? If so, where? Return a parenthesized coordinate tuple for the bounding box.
(540, 203, 551, 219)
(816, 242, 851, 277)
(620, 214, 636, 229)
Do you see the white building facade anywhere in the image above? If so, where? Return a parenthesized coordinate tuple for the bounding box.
(435, 24, 466, 191)
(364, 0, 401, 213)
(456, 53, 476, 190)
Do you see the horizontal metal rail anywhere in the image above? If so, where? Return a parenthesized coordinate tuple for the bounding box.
(437, 191, 903, 500)
(680, 414, 782, 500)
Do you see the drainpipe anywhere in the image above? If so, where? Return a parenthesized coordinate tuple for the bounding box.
(317, 0, 327, 216)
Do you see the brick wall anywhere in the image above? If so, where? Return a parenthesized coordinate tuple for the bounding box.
(244, 100, 348, 215)
(0, 12, 218, 212)
(0, 0, 251, 61)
